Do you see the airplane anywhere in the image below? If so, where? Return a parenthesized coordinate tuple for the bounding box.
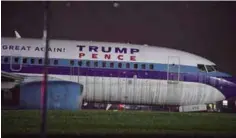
(1, 36, 236, 109)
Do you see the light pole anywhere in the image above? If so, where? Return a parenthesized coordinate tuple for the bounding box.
(41, 1, 50, 138)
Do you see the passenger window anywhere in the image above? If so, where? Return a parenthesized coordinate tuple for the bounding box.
(149, 64, 154, 70)
(70, 60, 74, 66)
(54, 60, 58, 65)
(141, 64, 146, 69)
(118, 63, 122, 68)
(23, 58, 27, 64)
(102, 61, 106, 68)
(126, 63, 130, 69)
(86, 61, 90, 67)
(14, 57, 19, 63)
(212, 65, 217, 71)
(94, 61, 98, 67)
(78, 61, 82, 66)
(38, 59, 42, 64)
(110, 62, 114, 68)
(31, 58, 35, 64)
(197, 64, 206, 71)
(4, 57, 9, 63)
(134, 64, 138, 69)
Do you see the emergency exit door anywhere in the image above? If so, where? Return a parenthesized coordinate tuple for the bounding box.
(10, 56, 22, 72)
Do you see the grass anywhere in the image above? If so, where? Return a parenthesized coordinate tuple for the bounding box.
(2, 110, 236, 134)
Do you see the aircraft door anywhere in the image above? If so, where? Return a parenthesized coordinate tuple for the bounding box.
(197, 64, 208, 84)
(197, 66, 208, 104)
(125, 72, 136, 104)
(10, 55, 23, 72)
(166, 56, 181, 104)
(167, 56, 180, 82)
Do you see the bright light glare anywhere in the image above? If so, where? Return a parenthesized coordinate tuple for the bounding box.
(223, 100, 228, 106)
(113, 2, 119, 8)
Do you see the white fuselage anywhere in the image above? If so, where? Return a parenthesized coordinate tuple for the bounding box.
(1, 37, 227, 106)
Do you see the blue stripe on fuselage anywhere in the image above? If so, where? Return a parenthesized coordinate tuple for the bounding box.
(1, 55, 235, 98)
(1, 55, 231, 77)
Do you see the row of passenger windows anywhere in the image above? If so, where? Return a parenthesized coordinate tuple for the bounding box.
(72, 60, 154, 69)
(2, 56, 155, 70)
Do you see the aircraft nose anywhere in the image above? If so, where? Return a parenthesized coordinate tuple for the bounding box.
(219, 77, 236, 99)
(223, 77, 236, 84)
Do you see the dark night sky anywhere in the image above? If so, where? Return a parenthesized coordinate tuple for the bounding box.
(2, 1, 236, 76)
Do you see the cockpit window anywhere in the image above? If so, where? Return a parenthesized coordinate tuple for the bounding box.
(212, 65, 217, 71)
(197, 64, 206, 72)
(206, 65, 215, 72)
